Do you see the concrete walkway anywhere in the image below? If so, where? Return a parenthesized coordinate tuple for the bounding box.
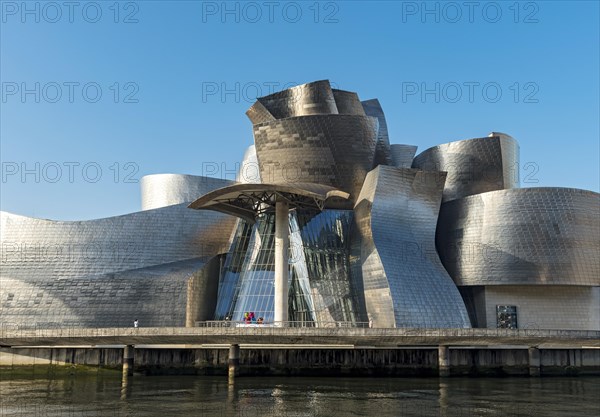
(1, 327, 598, 348)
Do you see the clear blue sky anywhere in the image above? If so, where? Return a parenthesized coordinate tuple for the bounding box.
(1, 0, 598, 220)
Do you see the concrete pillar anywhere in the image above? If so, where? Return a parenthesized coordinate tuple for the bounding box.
(438, 346, 450, 377)
(528, 347, 541, 377)
(274, 200, 289, 326)
(228, 344, 240, 383)
(122, 345, 134, 377)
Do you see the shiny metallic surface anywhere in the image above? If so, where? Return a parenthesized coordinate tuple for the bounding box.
(0, 179, 237, 327)
(141, 174, 233, 210)
(253, 115, 379, 200)
(0, 258, 215, 328)
(245, 100, 276, 125)
(216, 209, 361, 324)
(188, 182, 350, 223)
(297, 209, 361, 323)
(332, 89, 366, 115)
(2, 79, 598, 331)
(226, 212, 315, 323)
(237, 145, 261, 184)
(274, 200, 290, 323)
(0, 206, 235, 279)
(437, 187, 600, 287)
(361, 99, 392, 167)
(353, 165, 471, 328)
(412, 134, 520, 202)
(390, 144, 418, 168)
(247, 81, 381, 201)
(254, 80, 338, 119)
(213, 146, 260, 320)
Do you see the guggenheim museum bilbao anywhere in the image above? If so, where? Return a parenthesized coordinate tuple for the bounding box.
(1, 80, 598, 331)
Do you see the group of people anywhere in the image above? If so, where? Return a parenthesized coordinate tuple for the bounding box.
(243, 312, 264, 324)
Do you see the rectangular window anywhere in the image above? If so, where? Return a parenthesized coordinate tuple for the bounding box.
(496, 305, 518, 329)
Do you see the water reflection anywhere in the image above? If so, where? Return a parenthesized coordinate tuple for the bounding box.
(439, 380, 449, 417)
(120, 373, 132, 401)
(0, 374, 598, 417)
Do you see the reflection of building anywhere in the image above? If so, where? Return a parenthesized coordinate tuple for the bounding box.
(1, 80, 598, 330)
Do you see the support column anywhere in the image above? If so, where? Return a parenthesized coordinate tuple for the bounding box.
(528, 347, 541, 377)
(438, 345, 450, 377)
(274, 200, 289, 326)
(122, 345, 134, 377)
(228, 344, 240, 383)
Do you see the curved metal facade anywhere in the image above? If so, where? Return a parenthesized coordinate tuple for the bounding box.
(353, 165, 471, 328)
(412, 134, 520, 202)
(0, 258, 218, 328)
(2, 79, 597, 331)
(247, 81, 384, 201)
(141, 174, 233, 210)
(437, 188, 600, 287)
(255, 79, 338, 119)
(0, 204, 237, 328)
(253, 115, 379, 200)
(237, 145, 261, 184)
(332, 89, 366, 116)
(390, 144, 418, 168)
(361, 99, 392, 167)
(0, 206, 235, 279)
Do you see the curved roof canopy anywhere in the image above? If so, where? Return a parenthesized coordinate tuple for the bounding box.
(188, 182, 351, 223)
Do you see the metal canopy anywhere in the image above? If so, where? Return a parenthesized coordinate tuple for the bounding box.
(188, 182, 351, 223)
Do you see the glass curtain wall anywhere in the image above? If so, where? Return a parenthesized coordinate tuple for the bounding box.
(297, 210, 363, 324)
(216, 209, 364, 326)
(213, 220, 253, 320)
(230, 212, 315, 324)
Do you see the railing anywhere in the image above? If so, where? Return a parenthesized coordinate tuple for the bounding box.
(195, 320, 371, 328)
(1, 321, 599, 342)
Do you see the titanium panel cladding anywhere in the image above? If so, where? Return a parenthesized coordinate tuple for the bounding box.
(1, 205, 236, 280)
(253, 115, 379, 200)
(390, 144, 418, 168)
(353, 165, 471, 328)
(256, 80, 338, 119)
(141, 174, 233, 210)
(0, 204, 237, 328)
(0, 259, 210, 328)
(412, 134, 520, 202)
(437, 188, 600, 287)
(332, 89, 366, 116)
(361, 99, 392, 166)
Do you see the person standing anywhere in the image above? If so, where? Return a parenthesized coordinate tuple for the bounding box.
(134, 319, 139, 328)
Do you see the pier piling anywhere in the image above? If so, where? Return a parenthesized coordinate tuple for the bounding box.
(438, 345, 450, 377)
(228, 344, 240, 383)
(528, 347, 541, 377)
(123, 345, 134, 377)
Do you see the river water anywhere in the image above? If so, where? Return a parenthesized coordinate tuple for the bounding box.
(0, 373, 598, 416)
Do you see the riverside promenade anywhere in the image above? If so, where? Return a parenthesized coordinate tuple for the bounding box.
(2, 323, 599, 378)
(1, 325, 599, 348)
